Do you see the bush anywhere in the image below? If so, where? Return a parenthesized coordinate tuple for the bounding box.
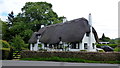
(96, 44, 117, 48)
(97, 50, 105, 52)
(114, 47, 120, 52)
(39, 49, 47, 51)
(10, 35, 26, 51)
(0, 40, 10, 48)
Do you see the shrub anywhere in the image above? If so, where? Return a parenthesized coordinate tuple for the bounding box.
(114, 47, 120, 52)
(0, 40, 10, 48)
(10, 35, 26, 51)
(97, 50, 105, 52)
(96, 44, 117, 48)
(39, 49, 47, 51)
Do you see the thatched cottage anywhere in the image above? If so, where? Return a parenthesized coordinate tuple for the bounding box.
(28, 14, 99, 52)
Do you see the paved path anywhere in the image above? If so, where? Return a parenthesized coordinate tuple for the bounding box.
(2, 60, 119, 66)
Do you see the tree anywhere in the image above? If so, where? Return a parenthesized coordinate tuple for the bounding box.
(15, 2, 65, 31)
(0, 19, 2, 39)
(8, 21, 33, 43)
(1, 19, 11, 41)
(2, 2, 66, 50)
(7, 11, 14, 27)
(10, 35, 26, 50)
(99, 33, 110, 42)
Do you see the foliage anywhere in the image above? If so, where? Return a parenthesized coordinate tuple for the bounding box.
(20, 57, 120, 64)
(39, 49, 47, 51)
(1, 20, 11, 41)
(38, 44, 42, 47)
(0, 19, 2, 39)
(97, 50, 105, 52)
(114, 46, 120, 52)
(15, 2, 65, 31)
(10, 35, 26, 50)
(96, 44, 117, 48)
(7, 11, 14, 26)
(20, 29, 33, 43)
(0, 48, 10, 51)
(0, 40, 11, 48)
(2, 2, 65, 50)
(99, 33, 110, 42)
(0, 19, 2, 30)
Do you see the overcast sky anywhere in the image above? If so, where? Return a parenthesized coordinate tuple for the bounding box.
(0, 0, 119, 39)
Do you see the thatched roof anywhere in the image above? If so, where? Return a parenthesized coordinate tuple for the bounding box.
(28, 32, 39, 43)
(28, 18, 99, 44)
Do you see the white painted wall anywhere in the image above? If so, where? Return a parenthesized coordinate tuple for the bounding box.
(30, 44, 33, 51)
(82, 33, 97, 52)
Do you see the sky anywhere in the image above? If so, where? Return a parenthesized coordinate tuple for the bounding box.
(0, 0, 119, 39)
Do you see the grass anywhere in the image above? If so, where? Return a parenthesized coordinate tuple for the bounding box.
(20, 57, 120, 64)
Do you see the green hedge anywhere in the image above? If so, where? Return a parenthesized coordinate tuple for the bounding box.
(96, 44, 117, 48)
(0, 40, 10, 48)
(20, 51, 120, 61)
(114, 47, 120, 52)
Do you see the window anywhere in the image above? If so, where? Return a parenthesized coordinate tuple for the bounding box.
(44, 43, 47, 47)
(71, 43, 76, 49)
(49, 44, 53, 48)
(86, 32, 89, 37)
(84, 43, 87, 49)
(92, 43, 95, 49)
(71, 43, 79, 49)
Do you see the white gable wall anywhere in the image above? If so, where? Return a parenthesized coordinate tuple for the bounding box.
(82, 33, 97, 52)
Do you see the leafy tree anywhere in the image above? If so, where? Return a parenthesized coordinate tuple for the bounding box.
(20, 29, 33, 43)
(0, 19, 2, 39)
(0, 19, 2, 30)
(99, 33, 110, 42)
(15, 2, 65, 31)
(1, 19, 12, 41)
(10, 35, 26, 50)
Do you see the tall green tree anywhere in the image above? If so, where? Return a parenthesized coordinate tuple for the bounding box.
(99, 33, 110, 42)
(15, 2, 65, 31)
(0, 19, 2, 39)
(1, 19, 11, 41)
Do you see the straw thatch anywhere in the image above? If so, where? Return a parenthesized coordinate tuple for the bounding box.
(28, 18, 98, 44)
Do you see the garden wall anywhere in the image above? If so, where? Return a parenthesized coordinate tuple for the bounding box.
(20, 51, 120, 61)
